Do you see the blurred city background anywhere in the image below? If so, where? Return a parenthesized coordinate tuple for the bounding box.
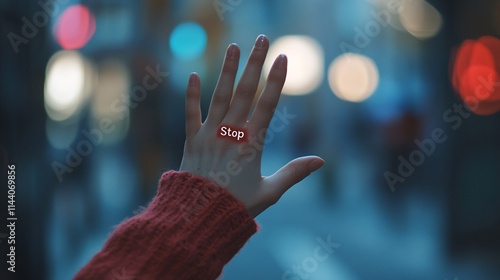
(1, 0, 500, 279)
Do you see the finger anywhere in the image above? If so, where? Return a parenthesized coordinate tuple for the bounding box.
(206, 44, 240, 126)
(249, 54, 287, 133)
(225, 35, 269, 123)
(263, 156, 324, 198)
(185, 73, 202, 140)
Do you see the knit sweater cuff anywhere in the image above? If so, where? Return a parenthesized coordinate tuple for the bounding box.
(74, 170, 258, 280)
(143, 170, 258, 277)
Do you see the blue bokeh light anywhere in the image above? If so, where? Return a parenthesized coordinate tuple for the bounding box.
(169, 22, 207, 60)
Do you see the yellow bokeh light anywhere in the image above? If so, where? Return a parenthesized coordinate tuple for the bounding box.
(90, 60, 131, 145)
(328, 53, 379, 102)
(92, 60, 129, 121)
(399, 0, 442, 39)
(264, 35, 324, 95)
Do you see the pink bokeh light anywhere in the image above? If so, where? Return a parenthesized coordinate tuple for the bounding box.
(53, 5, 96, 50)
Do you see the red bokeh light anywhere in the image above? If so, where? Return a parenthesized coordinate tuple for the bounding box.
(53, 5, 96, 50)
(452, 36, 500, 115)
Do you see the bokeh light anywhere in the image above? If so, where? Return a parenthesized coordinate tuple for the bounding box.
(90, 60, 131, 145)
(169, 22, 207, 60)
(399, 0, 442, 40)
(54, 5, 96, 50)
(92, 60, 129, 121)
(452, 36, 500, 115)
(328, 53, 379, 102)
(264, 35, 324, 95)
(44, 51, 91, 121)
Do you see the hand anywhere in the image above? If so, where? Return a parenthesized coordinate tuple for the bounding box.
(179, 35, 325, 217)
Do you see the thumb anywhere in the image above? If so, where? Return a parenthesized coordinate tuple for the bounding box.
(264, 156, 325, 198)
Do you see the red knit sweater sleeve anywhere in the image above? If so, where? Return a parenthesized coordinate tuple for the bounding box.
(74, 171, 258, 280)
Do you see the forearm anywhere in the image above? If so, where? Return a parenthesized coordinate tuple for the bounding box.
(74, 171, 257, 280)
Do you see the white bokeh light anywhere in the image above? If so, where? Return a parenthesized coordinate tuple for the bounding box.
(44, 51, 88, 121)
(264, 35, 324, 95)
(328, 53, 379, 102)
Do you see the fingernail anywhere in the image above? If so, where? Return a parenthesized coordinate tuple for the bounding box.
(277, 54, 287, 66)
(255, 34, 267, 49)
(308, 158, 325, 172)
(227, 43, 238, 58)
(189, 72, 198, 85)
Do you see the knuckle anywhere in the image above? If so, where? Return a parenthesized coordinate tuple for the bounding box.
(222, 61, 238, 74)
(249, 52, 266, 64)
(290, 164, 303, 185)
(258, 97, 276, 111)
(186, 105, 200, 115)
(236, 82, 256, 96)
(211, 93, 231, 105)
(263, 190, 281, 206)
(268, 69, 282, 81)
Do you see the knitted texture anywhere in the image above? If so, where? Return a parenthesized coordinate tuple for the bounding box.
(74, 171, 258, 280)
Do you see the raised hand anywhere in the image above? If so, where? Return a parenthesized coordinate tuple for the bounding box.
(179, 35, 324, 217)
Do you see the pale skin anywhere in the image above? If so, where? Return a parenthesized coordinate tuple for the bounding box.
(179, 35, 325, 217)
